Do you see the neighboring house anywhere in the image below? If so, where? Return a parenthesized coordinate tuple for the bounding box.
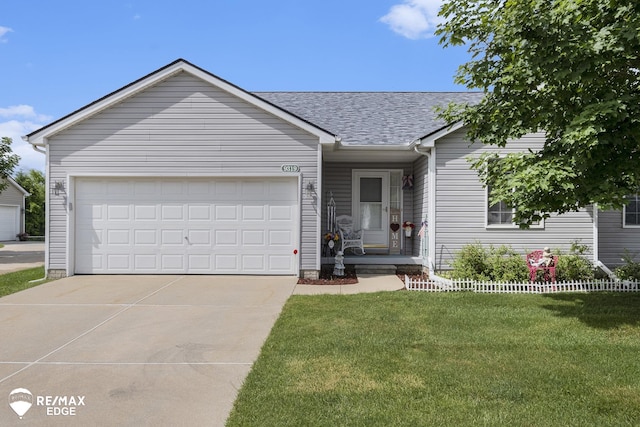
(0, 177, 29, 241)
(22, 59, 629, 278)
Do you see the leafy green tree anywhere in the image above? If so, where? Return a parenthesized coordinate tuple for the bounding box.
(14, 169, 45, 236)
(0, 137, 20, 193)
(436, 0, 640, 226)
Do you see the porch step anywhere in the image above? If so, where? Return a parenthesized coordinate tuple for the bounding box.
(355, 264, 397, 275)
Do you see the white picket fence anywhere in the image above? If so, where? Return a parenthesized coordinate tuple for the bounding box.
(404, 275, 640, 294)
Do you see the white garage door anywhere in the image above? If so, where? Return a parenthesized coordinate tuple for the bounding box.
(0, 205, 19, 241)
(74, 177, 298, 275)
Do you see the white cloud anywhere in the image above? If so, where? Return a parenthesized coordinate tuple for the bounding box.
(380, 0, 444, 40)
(0, 26, 13, 43)
(0, 106, 51, 172)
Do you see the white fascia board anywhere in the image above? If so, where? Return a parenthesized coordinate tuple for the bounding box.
(417, 121, 465, 148)
(334, 139, 415, 151)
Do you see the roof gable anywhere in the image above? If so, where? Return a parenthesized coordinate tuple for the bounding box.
(25, 59, 336, 146)
(1, 176, 29, 197)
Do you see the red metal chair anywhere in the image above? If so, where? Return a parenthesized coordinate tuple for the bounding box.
(527, 250, 558, 283)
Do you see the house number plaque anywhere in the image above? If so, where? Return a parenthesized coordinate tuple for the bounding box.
(281, 164, 300, 173)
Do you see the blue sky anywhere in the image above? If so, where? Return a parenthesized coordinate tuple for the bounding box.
(1, 0, 470, 172)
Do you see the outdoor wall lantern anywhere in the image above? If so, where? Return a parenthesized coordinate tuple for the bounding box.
(53, 180, 65, 196)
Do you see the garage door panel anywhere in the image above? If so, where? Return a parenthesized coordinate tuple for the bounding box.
(161, 181, 184, 196)
(134, 254, 157, 270)
(161, 254, 184, 270)
(107, 205, 130, 221)
(134, 205, 157, 220)
(243, 205, 265, 220)
(161, 229, 184, 245)
(107, 254, 130, 270)
(215, 205, 238, 220)
(107, 229, 131, 245)
(269, 255, 294, 271)
(242, 230, 265, 245)
(269, 230, 292, 245)
(187, 229, 211, 245)
(213, 229, 237, 245)
(75, 177, 297, 274)
(242, 255, 265, 271)
(161, 205, 184, 220)
(188, 255, 212, 271)
(134, 229, 157, 245)
(215, 254, 238, 271)
(188, 205, 211, 221)
(270, 205, 293, 220)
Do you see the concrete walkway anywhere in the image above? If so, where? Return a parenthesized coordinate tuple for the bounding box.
(293, 274, 405, 295)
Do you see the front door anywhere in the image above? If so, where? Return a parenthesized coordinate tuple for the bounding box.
(353, 171, 389, 249)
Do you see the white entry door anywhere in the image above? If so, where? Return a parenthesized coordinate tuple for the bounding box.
(352, 171, 389, 249)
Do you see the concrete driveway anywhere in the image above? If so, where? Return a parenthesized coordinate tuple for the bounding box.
(0, 241, 45, 274)
(0, 275, 296, 426)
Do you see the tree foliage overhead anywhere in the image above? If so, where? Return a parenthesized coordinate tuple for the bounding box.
(0, 137, 20, 193)
(436, 0, 640, 226)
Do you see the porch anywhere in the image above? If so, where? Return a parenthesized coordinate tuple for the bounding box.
(321, 253, 424, 275)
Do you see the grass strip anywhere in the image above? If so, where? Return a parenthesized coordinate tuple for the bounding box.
(0, 266, 48, 297)
(227, 292, 640, 427)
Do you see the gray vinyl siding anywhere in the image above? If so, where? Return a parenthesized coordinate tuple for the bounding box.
(0, 181, 25, 207)
(434, 129, 594, 270)
(47, 71, 321, 273)
(322, 161, 415, 254)
(598, 209, 640, 267)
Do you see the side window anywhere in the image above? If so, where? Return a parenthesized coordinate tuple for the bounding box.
(486, 183, 543, 228)
(487, 184, 513, 226)
(624, 194, 640, 227)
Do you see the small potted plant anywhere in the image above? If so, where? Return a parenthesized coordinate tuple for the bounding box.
(402, 221, 415, 237)
(17, 232, 29, 241)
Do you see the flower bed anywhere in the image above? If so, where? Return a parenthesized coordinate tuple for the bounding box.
(297, 265, 358, 285)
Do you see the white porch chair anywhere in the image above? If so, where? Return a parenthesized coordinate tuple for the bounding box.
(336, 215, 365, 255)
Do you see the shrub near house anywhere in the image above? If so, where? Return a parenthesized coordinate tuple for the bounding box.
(450, 242, 529, 282)
(451, 241, 596, 282)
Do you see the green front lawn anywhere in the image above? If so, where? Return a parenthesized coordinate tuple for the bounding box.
(0, 266, 48, 297)
(227, 292, 640, 426)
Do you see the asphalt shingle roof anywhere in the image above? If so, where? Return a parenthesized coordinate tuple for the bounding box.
(255, 92, 484, 146)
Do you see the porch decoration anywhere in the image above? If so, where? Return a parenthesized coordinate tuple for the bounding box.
(327, 192, 337, 233)
(323, 232, 340, 256)
(333, 251, 345, 276)
(402, 174, 414, 190)
(403, 221, 415, 237)
(389, 208, 402, 255)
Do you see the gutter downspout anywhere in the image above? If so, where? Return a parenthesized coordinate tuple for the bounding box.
(23, 135, 46, 154)
(414, 141, 436, 275)
(22, 135, 49, 279)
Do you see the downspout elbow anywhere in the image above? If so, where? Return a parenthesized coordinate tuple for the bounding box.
(22, 135, 46, 154)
